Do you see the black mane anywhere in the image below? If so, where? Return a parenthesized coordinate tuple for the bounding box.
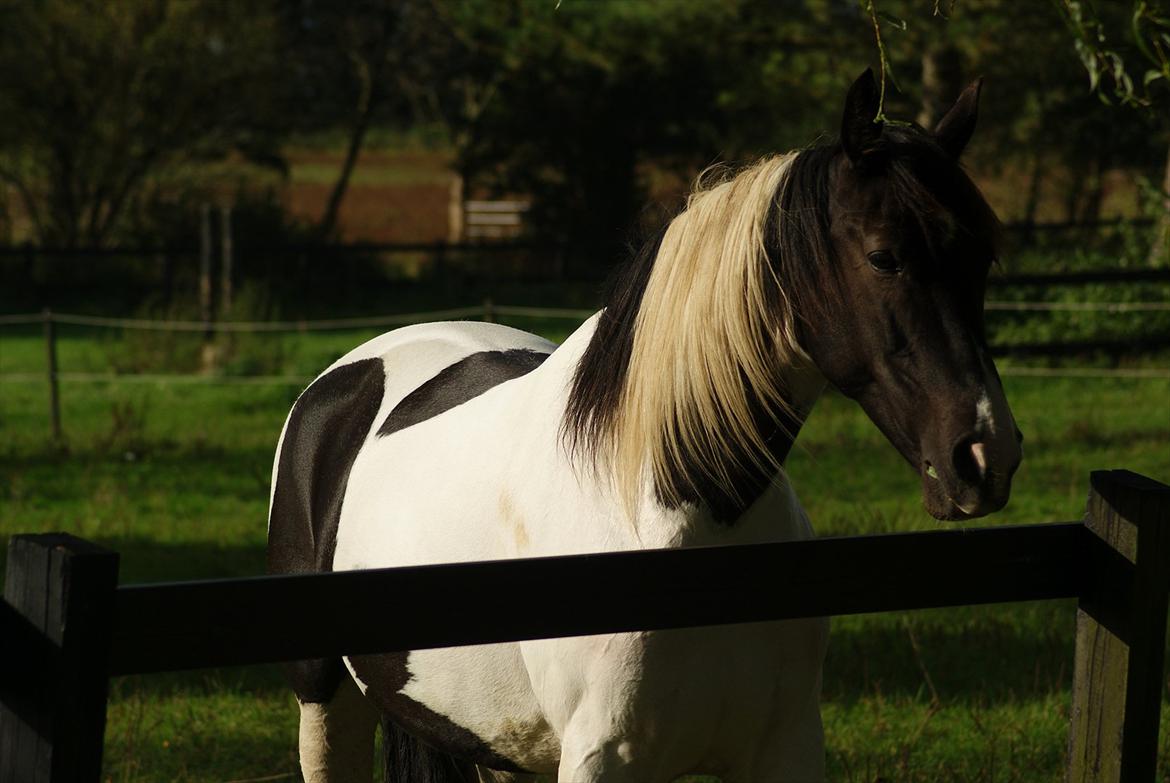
(562, 222, 665, 460)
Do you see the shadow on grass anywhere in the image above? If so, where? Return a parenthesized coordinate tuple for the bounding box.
(112, 663, 292, 697)
(825, 603, 1077, 705)
(99, 536, 268, 584)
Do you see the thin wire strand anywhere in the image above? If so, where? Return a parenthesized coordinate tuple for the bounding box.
(2, 366, 1166, 385)
(0, 372, 313, 385)
(0, 300, 1166, 334)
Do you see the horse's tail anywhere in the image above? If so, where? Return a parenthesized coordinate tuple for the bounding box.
(381, 718, 480, 783)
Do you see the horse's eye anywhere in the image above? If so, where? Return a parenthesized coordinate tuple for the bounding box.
(867, 250, 901, 274)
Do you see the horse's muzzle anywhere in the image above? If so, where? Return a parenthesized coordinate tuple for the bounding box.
(920, 428, 1022, 520)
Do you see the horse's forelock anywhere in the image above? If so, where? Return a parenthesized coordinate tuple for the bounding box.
(871, 127, 1002, 264)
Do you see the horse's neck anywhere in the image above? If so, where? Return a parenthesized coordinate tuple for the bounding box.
(557, 313, 825, 536)
(775, 362, 828, 453)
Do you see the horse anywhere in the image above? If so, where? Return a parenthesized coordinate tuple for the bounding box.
(267, 69, 1022, 783)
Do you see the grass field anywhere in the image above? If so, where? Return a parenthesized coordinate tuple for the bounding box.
(2, 317, 1169, 782)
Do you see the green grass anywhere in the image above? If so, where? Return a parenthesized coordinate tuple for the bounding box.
(2, 322, 1169, 782)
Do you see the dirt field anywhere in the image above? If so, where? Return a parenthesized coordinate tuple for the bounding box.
(283, 148, 455, 243)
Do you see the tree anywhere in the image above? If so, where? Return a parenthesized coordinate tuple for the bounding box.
(1053, 0, 1170, 261)
(863, 0, 1169, 259)
(0, 0, 285, 247)
(276, 1, 402, 239)
(387, 0, 864, 265)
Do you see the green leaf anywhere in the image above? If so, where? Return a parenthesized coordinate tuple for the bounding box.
(876, 11, 907, 31)
(1143, 69, 1164, 86)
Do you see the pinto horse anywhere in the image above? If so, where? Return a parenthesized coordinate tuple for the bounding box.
(268, 70, 1022, 783)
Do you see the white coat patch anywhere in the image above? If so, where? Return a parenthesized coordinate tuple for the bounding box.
(975, 391, 995, 436)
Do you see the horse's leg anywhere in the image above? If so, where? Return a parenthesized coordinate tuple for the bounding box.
(745, 706, 825, 783)
(555, 701, 672, 783)
(745, 669, 826, 782)
(298, 674, 379, 783)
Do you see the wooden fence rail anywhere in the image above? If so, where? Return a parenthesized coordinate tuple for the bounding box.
(1, 470, 1168, 781)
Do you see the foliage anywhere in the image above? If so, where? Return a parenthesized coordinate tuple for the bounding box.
(2, 0, 1169, 265)
(391, 0, 1167, 261)
(0, 0, 286, 247)
(274, 0, 404, 237)
(1048, 0, 1170, 260)
(104, 283, 287, 377)
(859, 1, 1168, 254)
(1051, 0, 1170, 110)
(393, 0, 866, 261)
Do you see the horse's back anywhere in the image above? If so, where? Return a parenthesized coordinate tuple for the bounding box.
(265, 320, 556, 706)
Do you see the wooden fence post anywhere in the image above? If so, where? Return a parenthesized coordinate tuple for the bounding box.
(42, 308, 61, 444)
(199, 204, 218, 371)
(1067, 470, 1170, 782)
(0, 534, 119, 783)
(199, 203, 213, 337)
(483, 297, 495, 323)
(219, 205, 233, 315)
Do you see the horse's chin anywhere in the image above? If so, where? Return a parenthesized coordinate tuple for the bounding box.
(920, 470, 979, 522)
(924, 498, 975, 522)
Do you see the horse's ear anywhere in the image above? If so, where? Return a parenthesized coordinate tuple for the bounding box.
(841, 68, 883, 165)
(934, 77, 982, 159)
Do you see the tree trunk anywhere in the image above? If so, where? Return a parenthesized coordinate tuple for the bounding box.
(917, 44, 964, 130)
(1065, 160, 1088, 224)
(1150, 141, 1170, 265)
(318, 101, 372, 240)
(1080, 155, 1107, 227)
(447, 173, 464, 244)
(1021, 153, 1046, 245)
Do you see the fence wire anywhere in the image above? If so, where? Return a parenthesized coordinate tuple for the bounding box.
(1, 300, 1169, 333)
(2, 304, 1169, 384)
(1, 367, 1167, 386)
(11, 308, 487, 332)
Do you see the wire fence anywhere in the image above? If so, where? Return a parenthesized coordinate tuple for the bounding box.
(2, 302, 1168, 442)
(2, 367, 1166, 387)
(0, 298, 1167, 332)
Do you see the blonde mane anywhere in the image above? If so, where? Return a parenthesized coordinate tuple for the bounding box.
(574, 154, 811, 515)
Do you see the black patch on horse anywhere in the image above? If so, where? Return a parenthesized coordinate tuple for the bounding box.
(378, 348, 549, 437)
(349, 652, 531, 774)
(267, 357, 384, 704)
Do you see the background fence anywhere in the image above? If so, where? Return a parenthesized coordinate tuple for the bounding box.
(0, 470, 1167, 782)
(1, 290, 1169, 443)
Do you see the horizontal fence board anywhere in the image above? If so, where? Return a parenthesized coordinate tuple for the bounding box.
(109, 523, 1090, 675)
(990, 337, 1170, 358)
(987, 269, 1170, 286)
(3, 241, 1167, 287)
(466, 214, 523, 226)
(464, 201, 531, 212)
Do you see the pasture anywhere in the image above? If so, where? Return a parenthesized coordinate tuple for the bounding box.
(1, 321, 1169, 782)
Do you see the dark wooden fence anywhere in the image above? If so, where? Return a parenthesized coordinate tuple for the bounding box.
(1, 470, 1168, 782)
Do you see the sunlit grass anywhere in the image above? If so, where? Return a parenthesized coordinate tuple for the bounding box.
(1, 324, 1168, 782)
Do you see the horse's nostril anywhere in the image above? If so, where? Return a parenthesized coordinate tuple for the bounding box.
(1015, 428, 1024, 444)
(952, 437, 986, 485)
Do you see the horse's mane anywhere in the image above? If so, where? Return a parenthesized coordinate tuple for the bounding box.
(563, 129, 998, 517)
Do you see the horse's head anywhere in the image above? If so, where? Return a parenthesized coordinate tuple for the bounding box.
(787, 70, 1021, 521)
